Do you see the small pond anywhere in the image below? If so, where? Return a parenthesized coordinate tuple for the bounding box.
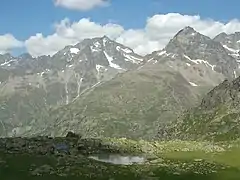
(88, 154, 146, 165)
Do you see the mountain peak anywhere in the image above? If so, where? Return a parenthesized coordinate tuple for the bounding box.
(174, 26, 197, 37)
(1, 53, 12, 57)
(213, 32, 228, 41)
(73, 36, 112, 50)
(234, 32, 240, 36)
(18, 53, 33, 59)
(165, 26, 209, 51)
(102, 35, 110, 40)
(101, 35, 112, 45)
(218, 32, 228, 36)
(183, 26, 195, 31)
(0, 53, 13, 61)
(161, 25, 238, 79)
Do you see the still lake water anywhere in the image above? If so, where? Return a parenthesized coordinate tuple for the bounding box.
(88, 154, 146, 165)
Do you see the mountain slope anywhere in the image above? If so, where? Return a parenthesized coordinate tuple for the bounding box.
(1, 27, 240, 139)
(160, 76, 240, 141)
(34, 62, 203, 140)
(0, 36, 144, 137)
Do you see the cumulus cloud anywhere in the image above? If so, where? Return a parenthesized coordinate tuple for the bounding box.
(25, 13, 240, 56)
(0, 34, 23, 54)
(54, 0, 109, 11)
(25, 18, 124, 56)
(118, 13, 240, 55)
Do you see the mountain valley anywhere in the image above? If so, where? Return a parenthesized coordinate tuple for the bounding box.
(1, 26, 240, 179)
(1, 27, 240, 138)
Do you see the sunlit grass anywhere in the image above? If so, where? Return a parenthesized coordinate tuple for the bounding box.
(161, 147, 240, 168)
(1, 138, 240, 179)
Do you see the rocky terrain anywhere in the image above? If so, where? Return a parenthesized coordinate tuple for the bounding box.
(213, 32, 240, 59)
(147, 27, 239, 86)
(0, 36, 144, 137)
(1, 134, 240, 179)
(158, 74, 240, 141)
(41, 61, 201, 139)
(36, 27, 240, 139)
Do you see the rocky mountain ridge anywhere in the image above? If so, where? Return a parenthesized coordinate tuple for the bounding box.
(1, 27, 240, 138)
(214, 32, 240, 59)
(31, 27, 240, 139)
(0, 36, 144, 137)
(158, 75, 240, 141)
(146, 27, 239, 88)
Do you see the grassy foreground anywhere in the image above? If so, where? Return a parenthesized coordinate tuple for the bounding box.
(1, 137, 240, 179)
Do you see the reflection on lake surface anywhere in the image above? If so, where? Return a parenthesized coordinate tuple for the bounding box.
(88, 154, 146, 165)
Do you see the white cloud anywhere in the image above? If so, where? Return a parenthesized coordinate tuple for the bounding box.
(0, 34, 23, 54)
(118, 13, 240, 55)
(116, 30, 162, 55)
(25, 18, 124, 56)
(25, 13, 240, 56)
(54, 0, 109, 11)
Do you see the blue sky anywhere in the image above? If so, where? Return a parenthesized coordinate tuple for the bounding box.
(1, 0, 239, 40)
(1, 0, 240, 56)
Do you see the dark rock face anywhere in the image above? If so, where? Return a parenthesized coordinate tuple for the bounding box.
(66, 131, 80, 138)
(199, 75, 240, 110)
(159, 75, 240, 141)
(200, 80, 232, 110)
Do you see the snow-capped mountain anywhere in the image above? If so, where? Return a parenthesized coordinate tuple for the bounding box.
(1, 28, 240, 138)
(146, 26, 239, 88)
(213, 32, 240, 59)
(51, 36, 143, 71)
(0, 36, 144, 94)
(49, 36, 144, 89)
(0, 36, 143, 76)
(0, 36, 144, 137)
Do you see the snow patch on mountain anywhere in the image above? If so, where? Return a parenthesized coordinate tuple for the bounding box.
(90, 46, 99, 52)
(103, 51, 124, 70)
(158, 51, 167, 56)
(234, 70, 237, 78)
(103, 38, 108, 46)
(94, 42, 101, 48)
(147, 58, 154, 62)
(157, 50, 174, 58)
(189, 81, 198, 87)
(124, 54, 143, 64)
(222, 44, 240, 57)
(222, 45, 239, 53)
(67, 64, 74, 68)
(116, 46, 133, 54)
(0, 59, 16, 66)
(183, 55, 216, 71)
(70, 48, 80, 54)
(96, 64, 105, 73)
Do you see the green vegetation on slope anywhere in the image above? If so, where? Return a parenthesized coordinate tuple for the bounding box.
(1, 137, 240, 179)
(162, 78, 240, 141)
(43, 64, 203, 139)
